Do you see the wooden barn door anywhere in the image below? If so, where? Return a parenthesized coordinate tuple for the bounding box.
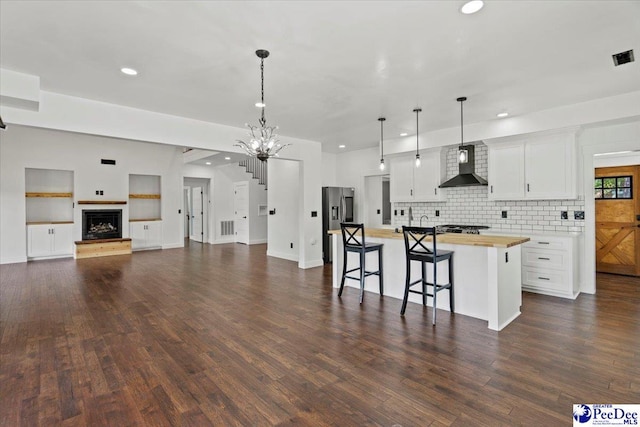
(595, 165, 640, 276)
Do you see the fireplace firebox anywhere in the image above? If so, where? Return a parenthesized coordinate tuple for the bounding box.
(82, 209, 122, 240)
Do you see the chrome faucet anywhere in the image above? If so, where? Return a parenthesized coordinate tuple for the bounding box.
(420, 215, 429, 227)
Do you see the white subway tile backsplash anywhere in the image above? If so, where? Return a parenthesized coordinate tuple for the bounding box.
(393, 144, 585, 233)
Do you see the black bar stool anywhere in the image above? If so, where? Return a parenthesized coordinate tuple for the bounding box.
(339, 223, 384, 303)
(401, 226, 454, 325)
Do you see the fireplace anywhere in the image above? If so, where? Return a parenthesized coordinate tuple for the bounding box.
(82, 209, 122, 240)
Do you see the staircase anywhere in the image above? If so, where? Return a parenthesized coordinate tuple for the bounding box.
(239, 157, 267, 188)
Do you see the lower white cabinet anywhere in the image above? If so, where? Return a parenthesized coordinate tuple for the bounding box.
(27, 223, 73, 259)
(521, 234, 579, 299)
(130, 221, 162, 250)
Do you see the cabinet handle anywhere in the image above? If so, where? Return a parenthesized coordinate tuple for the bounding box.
(527, 183, 530, 192)
(538, 242, 550, 245)
(410, 189, 413, 196)
(434, 188, 437, 195)
(538, 257, 550, 260)
(490, 185, 493, 193)
(538, 276, 550, 280)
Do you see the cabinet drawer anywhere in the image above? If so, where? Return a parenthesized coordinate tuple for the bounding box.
(523, 267, 566, 292)
(522, 248, 566, 269)
(524, 237, 568, 251)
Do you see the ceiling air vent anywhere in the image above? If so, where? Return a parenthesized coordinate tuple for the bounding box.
(612, 49, 634, 66)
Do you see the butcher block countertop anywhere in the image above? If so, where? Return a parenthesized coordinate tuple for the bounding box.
(328, 228, 529, 248)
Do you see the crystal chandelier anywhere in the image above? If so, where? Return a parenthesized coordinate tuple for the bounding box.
(235, 49, 288, 162)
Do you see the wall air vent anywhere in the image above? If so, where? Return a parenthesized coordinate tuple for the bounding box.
(612, 49, 634, 66)
(101, 159, 116, 165)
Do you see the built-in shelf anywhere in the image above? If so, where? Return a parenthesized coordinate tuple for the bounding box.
(26, 192, 73, 198)
(129, 218, 162, 222)
(27, 221, 74, 225)
(129, 193, 161, 199)
(77, 200, 127, 205)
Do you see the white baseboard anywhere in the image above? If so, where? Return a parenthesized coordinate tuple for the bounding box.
(267, 250, 299, 263)
(1, 255, 28, 265)
(249, 239, 267, 245)
(162, 243, 184, 249)
(299, 259, 324, 269)
(211, 238, 235, 245)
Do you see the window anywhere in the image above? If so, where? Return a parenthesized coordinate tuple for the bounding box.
(594, 175, 632, 199)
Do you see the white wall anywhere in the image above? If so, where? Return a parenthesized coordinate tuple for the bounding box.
(0, 125, 183, 264)
(267, 159, 300, 261)
(321, 152, 337, 187)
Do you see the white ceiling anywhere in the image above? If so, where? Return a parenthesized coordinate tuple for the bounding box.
(1, 1, 639, 153)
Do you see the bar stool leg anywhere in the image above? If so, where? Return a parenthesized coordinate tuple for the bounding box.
(432, 260, 438, 325)
(378, 246, 384, 296)
(449, 254, 455, 312)
(421, 261, 427, 306)
(339, 249, 348, 297)
(401, 258, 411, 315)
(359, 250, 365, 304)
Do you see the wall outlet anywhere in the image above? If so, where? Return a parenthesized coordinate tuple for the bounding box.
(99, 190, 104, 195)
(561, 211, 568, 219)
(311, 211, 317, 217)
(435, 210, 440, 217)
(394, 209, 397, 216)
(501, 210, 508, 219)
(574, 210, 585, 220)
(290, 242, 293, 249)
(400, 209, 404, 216)
(377, 209, 380, 214)
(95, 190, 99, 195)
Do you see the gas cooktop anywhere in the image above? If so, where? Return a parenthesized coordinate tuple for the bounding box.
(436, 224, 490, 234)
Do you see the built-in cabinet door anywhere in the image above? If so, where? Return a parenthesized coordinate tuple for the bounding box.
(51, 224, 73, 256)
(28, 225, 53, 258)
(488, 143, 525, 200)
(414, 151, 445, 202)
(145, 221, 162, 249)
(130, 222, 147, 250)
(525, 135, 575, 199)
(390, 156, 414, 202)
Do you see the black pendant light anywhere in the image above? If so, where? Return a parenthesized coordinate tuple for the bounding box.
(413, 108, 422, 167)
(457, 97, 468, 164)
(378, 117, 386, 171)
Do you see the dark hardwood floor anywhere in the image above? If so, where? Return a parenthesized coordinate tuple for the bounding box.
(1, 243, 638, 426)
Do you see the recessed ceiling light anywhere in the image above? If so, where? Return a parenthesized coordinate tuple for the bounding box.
(224, 157, 231, 160)
(120, 67, 138, 76)
(461, 0, 484, 14)
(497, 112, 509, 118)
(338, 144, 346, 149)
(400, 133, 408, 137)
(255, 102, 265, 108)
(205, 161, 212, 165)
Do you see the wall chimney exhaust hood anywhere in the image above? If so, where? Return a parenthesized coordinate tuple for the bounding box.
(439, 144, 488, 188)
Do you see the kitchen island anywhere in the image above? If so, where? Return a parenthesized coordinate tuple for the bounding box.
(328, 228, 529, 331)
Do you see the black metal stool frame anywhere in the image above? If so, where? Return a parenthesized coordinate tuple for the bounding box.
(339, 223, 384, 303)
(401, 226, 454, 324)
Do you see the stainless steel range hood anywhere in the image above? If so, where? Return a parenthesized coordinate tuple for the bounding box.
(439, 144, 488, 188)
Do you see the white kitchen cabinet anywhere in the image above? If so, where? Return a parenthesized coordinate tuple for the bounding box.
(521, 234, 579, 299)
(27, 223, 74, 259)
(130, 220, 162, 250)
(390, 149, 446, 202)
(487, 128, 578, 201)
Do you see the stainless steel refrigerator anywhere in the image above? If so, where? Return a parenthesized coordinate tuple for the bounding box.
(322, 186, 355, 263)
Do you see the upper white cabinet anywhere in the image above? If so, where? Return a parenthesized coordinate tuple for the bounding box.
(390, 149, 446, 202)
(487, 128, 578, 201)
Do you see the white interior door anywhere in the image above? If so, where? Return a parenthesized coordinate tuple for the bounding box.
(234, 181, 249, 244)
(191, 186, 203, 242)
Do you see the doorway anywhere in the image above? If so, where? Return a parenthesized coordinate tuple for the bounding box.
(183, 177, 210, 244)
(364, 175, 391, 228)
(595, 165, 640, 276)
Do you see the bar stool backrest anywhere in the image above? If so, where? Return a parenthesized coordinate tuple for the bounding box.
(402, 226, 437, 256)
(341, 223, 365, 248)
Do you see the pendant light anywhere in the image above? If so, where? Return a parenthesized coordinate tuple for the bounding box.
(413, 108, 422, 167)
(235, 49, 289, 161)
(378, 117, 386, 171)
(457, 96, 469, 164)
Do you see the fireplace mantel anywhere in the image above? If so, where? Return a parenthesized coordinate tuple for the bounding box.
(78, 200, 127, 205)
